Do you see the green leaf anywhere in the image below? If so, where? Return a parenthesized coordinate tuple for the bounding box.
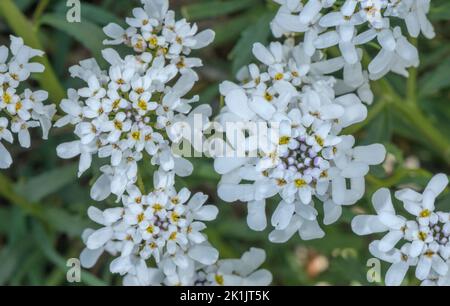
(0, 207, 11, 234)
(14, 0, 35, 10)
(361, 109, 392, 144)
(0, 240, 32, 285)
(182, 0, 257, 20)
(229, 12, 274, 73)
(32, 222, 107, 286)
(14, 163, 78, 202)
(212, 13, 257, 47)
(42, 207, 91, 237)
(429, 2, 450, 21)
(419, 58, 450, 97)
(81, 3, 127, 27)
(39, 13, 105, 61)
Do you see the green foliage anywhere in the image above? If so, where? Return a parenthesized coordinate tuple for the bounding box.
(0, 0, 449, 286)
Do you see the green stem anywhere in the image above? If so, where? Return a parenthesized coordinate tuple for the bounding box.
(406, 38, 418, 105)
(374, 71, 450, 166)
(32, 0, 50, 26)
(0, 173, 45, 220)
(0, 0, 65, 104)
(137, 173, 146, 194)
(391, 99, 450, 165)
(367, 168, 433, 190)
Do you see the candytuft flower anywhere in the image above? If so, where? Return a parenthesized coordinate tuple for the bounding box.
(271, 0, 433, 81)
(352, 173, 450, 286)
(56, 0, 214, 200)
(212, 40, 386, 243)
(80, 170, 272, 286)
(0, 36, 55, 169)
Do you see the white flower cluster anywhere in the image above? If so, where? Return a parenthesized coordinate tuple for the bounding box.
(61, 0, 272, 286)
(124, 247, 272, 286)
(352, 174, 450, 286)
(81, 170, 271, 286)
(272, 0, 434, 81)
(56, 0, 214, 200)
(213, 40, 386, 242)
(0, 36, 55, 169)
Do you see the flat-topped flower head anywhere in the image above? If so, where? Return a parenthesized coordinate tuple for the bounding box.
(352, 173, 450, 286)
(80, 170, 220, 282)
(103, 0, 214, 71)
(56, 0, 214, 200)
(123, 247, 273, 286)
(212, 40, 386, 243)
(0, 36, 56, 169)
(271, 0, 432, 81)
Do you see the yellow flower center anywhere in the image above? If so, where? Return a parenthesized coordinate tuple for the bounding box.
(2, 93, 11, 104)
(215, 274, 224, 286)
(138, 99, 148, 111)
(171, 212, 180, 223)
(279, 136, 290, 145)
(420, 209, 431, 218)
(114, 120, 123, 130)
(132, 131, 140, 140)
(148, 36, 158, 47)
(418, 231, 428, 241)
(274, 73, 284, 80)
(169, 232, 177, 240)
(295, 179, 307, 188)
(152, 203, 163, 212)
(315, 135, 324, 147)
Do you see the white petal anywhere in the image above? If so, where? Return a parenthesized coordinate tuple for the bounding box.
(252, 43, 275, 66)
(351, 215, 387, 235)
(271, 201, 295, 230)
(353, 144, 386, 165)
(385, 262, 409, 286)
(247, 200, 267, 231)
(323, 200, 342, 225)
(86, 227, 113, 250)
(225, 89, 254, 120)
(299, 220, 325, 240)
(80, 247, 104, 269)
(188, 245, 219, 265)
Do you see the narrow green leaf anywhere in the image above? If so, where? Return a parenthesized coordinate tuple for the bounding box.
(39, 13, 105, 62)
(419, 58, 450, 97)
(429, 2, 450, 21)
(182, 0, 256, 20)
(14, 163, 78, 202)
(212, 13, 258, 47)
(80, 3, 127, 27)
(229, 12, 274, 73)
(32, 222, 107, 286)
(42, 207, 91, 237)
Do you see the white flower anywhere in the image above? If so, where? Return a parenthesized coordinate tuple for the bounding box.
(271, 0, 434, 82)
(80, 170, 220, 280)
(0, 36, 55, 169)
(159, 247, 272, 286)
(352, 173, 450, 286)
(57, 0, 214, 201)
(213, 40, 385, 243)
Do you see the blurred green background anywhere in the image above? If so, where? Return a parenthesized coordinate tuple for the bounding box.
(0, 0, 450, 286)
